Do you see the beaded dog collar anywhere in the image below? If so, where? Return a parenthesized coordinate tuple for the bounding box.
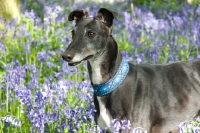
(92, 56, 129, 96)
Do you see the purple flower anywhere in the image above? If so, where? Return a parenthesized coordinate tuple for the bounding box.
(24, 43, 31, 54)
(24, 10, 37, 22)
(135, 54, 144, 64)
(56, 16, 66, 23)
(121, 120, 131, 129)
(124, 12, 132, 24)
(0, 42, 6, 53)
(122, 51, 133, 62)
(54, 5, 63, 14)
(37, 51, 47, 62)
(172, 16, 183, 27)
(0, 115, 21, 127)
(16, 86, 32, 105)
(197, 54, 200, 59)
(111, 119, 121, 132)
(132, 127, 147, 133)
(178, 116, 200, 133)
(196, 4, 200, 15)
(43, 6, 52, 16)
(109, 119, 131, 132)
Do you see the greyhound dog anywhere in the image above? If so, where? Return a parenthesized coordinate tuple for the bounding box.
(62, 8, 200, 133)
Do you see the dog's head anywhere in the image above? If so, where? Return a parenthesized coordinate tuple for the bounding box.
(62, 8, 118, 66)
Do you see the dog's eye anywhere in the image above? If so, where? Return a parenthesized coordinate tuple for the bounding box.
(87, 31, 95, 38)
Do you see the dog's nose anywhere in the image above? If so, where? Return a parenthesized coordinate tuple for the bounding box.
(62, 54, 73, 62)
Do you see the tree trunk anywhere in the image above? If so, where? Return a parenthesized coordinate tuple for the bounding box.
(187, 0, 193, 4)
(0, 0, 20, 21)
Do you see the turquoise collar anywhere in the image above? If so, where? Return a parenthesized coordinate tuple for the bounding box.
(92, 56, 129, 96)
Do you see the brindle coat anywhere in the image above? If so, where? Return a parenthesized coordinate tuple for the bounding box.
(62, 8, 200, 133)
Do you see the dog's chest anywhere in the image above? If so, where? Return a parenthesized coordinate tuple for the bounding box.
(89, 58, 112, 129)
(89, 59, 103, 84)
(97, 97, 112, 130)
(91, 67, 102, 84)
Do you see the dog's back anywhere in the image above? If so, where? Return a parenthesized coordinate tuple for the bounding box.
(125, 60, 200, 132)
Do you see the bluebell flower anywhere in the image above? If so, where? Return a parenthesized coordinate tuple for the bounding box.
(37, 50, 47, 62)
(124, 12, 132, 25)
(16, 86, 32, 105)
(0, 42, 6, 53)
(61, 118, 67, 132)
(54, 5, 63, 14)
(24, 10, 36, 22)
(43, 6, 52, 17)
(178, 116, 200, 133)
(0, 17, 6, 23)
(108, 119, 131, 132)
(0, 115, 21, 127)
(111, 119, 121, 132)
(20, 24, 31, 38)
(35, 91, 44, 105)
(135, 54, 144, 64)
(121, 120, 131, 129)
(122, 51, 133, 62)
(196, 4, 200, 15)
(132, 127, 147, 133)
(56, 16, 66, 23)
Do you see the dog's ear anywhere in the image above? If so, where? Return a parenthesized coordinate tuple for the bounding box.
(68, 9, 89, 23)
(96, 8, 118, 28)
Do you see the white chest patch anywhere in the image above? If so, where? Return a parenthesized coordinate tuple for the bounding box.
(89, 56, 112, 130)
(89, 58, 103, 84)
(91, 66, 102, 84)
(97, 97, 112, 130)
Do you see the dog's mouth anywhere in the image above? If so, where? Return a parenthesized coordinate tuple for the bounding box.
(68, 55, 94, 66)
(68, 62, 81, 66)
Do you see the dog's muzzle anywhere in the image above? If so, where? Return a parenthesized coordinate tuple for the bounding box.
(62, 54, 94, 66)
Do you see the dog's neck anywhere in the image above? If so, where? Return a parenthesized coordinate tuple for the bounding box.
(88, 35, 122, 85)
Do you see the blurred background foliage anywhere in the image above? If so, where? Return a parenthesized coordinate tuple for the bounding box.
(1, 0, 200, 24)
(20, 0, 200, 27)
